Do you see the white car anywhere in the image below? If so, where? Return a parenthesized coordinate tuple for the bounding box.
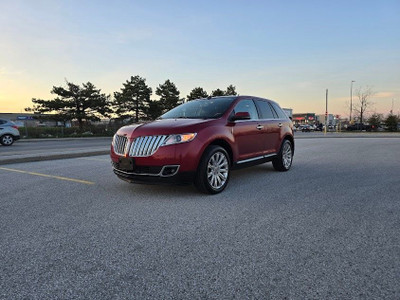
(0, 119, 20, 146)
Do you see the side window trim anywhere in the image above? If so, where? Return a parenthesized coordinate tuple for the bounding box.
(268, 102, 279, 119)
(253, 99, 262, 120)
(255, 100, 276, 120)
(270, 102, 288, 119)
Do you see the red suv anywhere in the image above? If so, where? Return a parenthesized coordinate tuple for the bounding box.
(111, 96, 294, 194)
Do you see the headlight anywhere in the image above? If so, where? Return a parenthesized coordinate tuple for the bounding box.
(162, 133, 197, 146)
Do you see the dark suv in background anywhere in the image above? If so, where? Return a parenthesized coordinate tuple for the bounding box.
(111, 96, 294, 194)
(346, 123, 374, 131)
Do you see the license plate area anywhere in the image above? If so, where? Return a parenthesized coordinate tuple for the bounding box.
(118, 157, 135, 171)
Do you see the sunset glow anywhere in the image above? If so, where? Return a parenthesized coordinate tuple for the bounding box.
(1, 0, 399, 117)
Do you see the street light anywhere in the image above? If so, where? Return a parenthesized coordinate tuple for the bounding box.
(350, 80, 355, 122)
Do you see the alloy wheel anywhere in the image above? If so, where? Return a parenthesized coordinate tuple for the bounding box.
(282, 141, 292, 169)
(207, 152, 229, 190)
(2, 135, 13, 145)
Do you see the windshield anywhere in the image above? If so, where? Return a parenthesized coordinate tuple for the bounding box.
(160, 97, 237, 119)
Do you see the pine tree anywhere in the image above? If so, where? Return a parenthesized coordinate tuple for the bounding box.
(385, 114, 399, 132)
(144, 100, 163, 120)
(225, 84, 237, 96)
(211, 88, 225, 97)
(187, 87, 208, 101)
(28, 81, 111, 130)
(114, 75, 152, 123)
(156, 79, 180, 113)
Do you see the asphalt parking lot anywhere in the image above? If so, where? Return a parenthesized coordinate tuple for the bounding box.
(1, 137, 399, 299)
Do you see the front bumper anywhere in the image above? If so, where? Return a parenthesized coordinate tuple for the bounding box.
(110, 136, 205, 185)
(112, 165, 195, 185)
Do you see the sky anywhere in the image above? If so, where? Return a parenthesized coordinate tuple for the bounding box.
(1, 0, 399, 117)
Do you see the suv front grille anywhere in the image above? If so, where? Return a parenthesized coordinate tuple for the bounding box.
(129, 135, 168, 157)
(113, 135, 129, 155)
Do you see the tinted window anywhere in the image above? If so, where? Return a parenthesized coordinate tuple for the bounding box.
(270, 102, 288, 119)
(0, 120, 5, 125)
(256, 100, 275, 119)
(233, 99, 258, 120)
(160, 97, 236, 119)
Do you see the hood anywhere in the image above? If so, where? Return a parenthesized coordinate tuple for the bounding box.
(117, 118, 215, 138)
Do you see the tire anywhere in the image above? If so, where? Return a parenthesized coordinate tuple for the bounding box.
(0, 134, 14, 146)
(194, 145, 230, 194)
(272, 139, 293, 172)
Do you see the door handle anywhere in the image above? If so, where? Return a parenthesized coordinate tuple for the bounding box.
(256, 125, 264, 130)
(278, 123, 283, 127)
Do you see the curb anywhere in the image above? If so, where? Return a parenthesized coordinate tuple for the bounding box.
(0, 150, 110, 165)
(18, 137, 112, 143)
(294, 133, 400, 139)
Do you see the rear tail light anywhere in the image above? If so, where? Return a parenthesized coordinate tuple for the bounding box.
(12, 125, 19, 129)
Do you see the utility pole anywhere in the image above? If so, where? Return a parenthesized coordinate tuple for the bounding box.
(350, 80, 355, 123)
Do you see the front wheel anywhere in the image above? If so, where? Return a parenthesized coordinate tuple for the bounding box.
(0, 134, 14, 146)
(272, 139, 293, 171)
(195, 145, 230, 194)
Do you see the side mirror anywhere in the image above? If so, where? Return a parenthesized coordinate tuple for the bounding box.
(231, 111, 251, 121)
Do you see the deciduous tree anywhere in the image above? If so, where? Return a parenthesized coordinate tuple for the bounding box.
(353, 86, 375, 124)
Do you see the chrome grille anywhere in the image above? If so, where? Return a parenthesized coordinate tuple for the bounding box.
(129, 135, 168, 157)
(113, 135, 129, 155)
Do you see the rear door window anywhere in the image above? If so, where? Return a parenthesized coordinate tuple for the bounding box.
(270, 102, 288, 119)
(255, 100, 275, 119)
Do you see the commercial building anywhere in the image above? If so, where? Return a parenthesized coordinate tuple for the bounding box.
(0, 113, 69, 127)
(316, 114, 340, 126)
(282, 108, 293, 119)
(292, 113, 316, 125)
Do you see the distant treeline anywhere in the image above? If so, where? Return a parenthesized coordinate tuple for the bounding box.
(25, 75, 238, 130)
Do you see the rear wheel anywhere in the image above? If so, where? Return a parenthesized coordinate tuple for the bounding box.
(0, 134, 14, 146)
(195, 145, 230, 194)
(272, 139, 293, 171)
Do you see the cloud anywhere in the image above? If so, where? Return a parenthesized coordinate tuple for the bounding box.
(0, 67, 25, 76)
(374, 92, 396, 98)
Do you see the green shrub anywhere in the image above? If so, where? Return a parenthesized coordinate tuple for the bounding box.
(19, 125, 120, 138)
(384, 115, 399, 132)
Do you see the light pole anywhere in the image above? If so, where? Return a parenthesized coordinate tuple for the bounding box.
(350, 80, 355, 122)
(325, 89, 328, 134)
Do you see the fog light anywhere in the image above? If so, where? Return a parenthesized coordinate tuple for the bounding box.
(161, 166, 179, 176)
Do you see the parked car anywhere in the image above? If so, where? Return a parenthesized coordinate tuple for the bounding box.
(0, 119, 20, 146)
(346, 123, 374, 131)
(301, 124, 314, 132)
(315, 124, 324, 131)
(110, 96, 294, 194)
